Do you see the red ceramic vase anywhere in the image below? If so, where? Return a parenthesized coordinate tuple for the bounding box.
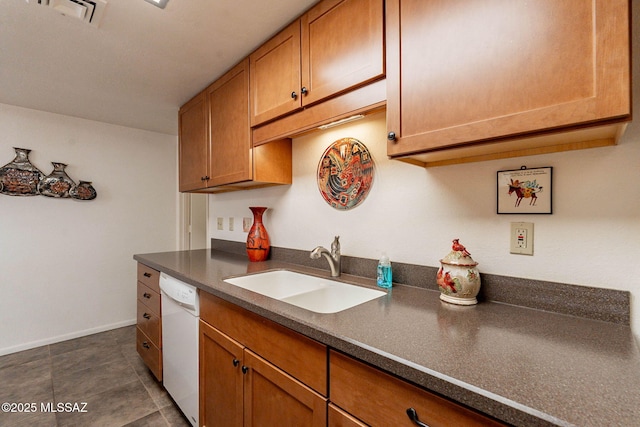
(246, 207, 270, 262)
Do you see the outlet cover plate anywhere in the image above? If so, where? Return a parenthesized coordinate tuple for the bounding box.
(510, 222, 534, 255)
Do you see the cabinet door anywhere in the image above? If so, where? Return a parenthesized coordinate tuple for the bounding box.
(179, 91, 209, 191)
(244, 350, 327, 427)
(386, 0, 631, 157)
(328, 404, 368, 427)
(250, 20, 302, 126)
(207, 59, 252, 187)
(200, 320, 244, 427)
(301, 0, 384, 106)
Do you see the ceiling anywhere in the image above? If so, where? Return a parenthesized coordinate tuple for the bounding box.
(0, 0, 318, 135)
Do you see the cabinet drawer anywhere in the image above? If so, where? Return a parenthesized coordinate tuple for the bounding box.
(136, 327, 162, 381)
(330, 351, 505, 427)
(137, 263, 160, 292)
(137, 282, 161, 314)
(136, 300, 161, 346)
(201, 292, 327, 396)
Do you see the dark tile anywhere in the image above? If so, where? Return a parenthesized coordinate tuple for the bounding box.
(55, 380, 157, 427)
(123, 410, 169, 427)
(0, 345, 50, 369)
(52, 359, 139, 402)
(0, 410, 57, 427)
(160, 404, 192, 427)
(0, 358, 53, 403)
(119, 335, 140, 364)
(51, 342, 127, 376)
(107, 325, 137, 346)
(0, 329, 188, 427)
(49, 333, 117, 357)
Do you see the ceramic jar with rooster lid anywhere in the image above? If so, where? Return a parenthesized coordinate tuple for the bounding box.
(437, 239, 481, 305)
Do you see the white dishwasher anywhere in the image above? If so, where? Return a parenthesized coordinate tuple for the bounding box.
(159, 272, 199, 427)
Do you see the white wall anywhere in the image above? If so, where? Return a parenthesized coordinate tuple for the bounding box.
(0, 103, 178, 355)
(209, 60, 640, 340)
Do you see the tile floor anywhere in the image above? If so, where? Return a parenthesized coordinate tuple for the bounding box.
(0, 325, 190, 427)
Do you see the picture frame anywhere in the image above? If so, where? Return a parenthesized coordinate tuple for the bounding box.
(497, 166, 552, 214)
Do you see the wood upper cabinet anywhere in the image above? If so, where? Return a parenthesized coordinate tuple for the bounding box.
(178, 91, 208, 192)
(207, 59, 252, 187)
(386, 0, 631, 166)
(250, 20, 302, 127)
(250, 0, 385, 126)
(178, 59, 292, 193)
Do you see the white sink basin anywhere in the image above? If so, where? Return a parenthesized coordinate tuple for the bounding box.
(223, 270, 386, 314)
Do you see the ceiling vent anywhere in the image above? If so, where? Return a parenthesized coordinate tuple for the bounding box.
(29, 0, 108, 28)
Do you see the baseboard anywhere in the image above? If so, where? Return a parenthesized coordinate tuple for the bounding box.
(0, 318, 137, 357)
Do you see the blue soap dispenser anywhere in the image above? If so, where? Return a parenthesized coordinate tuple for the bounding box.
(377, 253, 392, 289)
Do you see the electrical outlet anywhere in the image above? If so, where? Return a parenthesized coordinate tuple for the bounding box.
(510, 222, 534, 255)
(243, 217, 252, 232)
(228, 217, 234, 231)
(216, 217, 223, 231)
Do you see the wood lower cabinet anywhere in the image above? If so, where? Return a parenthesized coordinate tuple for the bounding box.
(178, 59, 292, 193)
(136, 263, 162, 381)
(386, 0, 631, 166)
(330, 350, 506, 427)
(244, 350, 326, 427)
(329, 404, 368, 427)
(199, 292, 328, 426)
(250, 0, 384, 126)
(199, 321, 244, 427)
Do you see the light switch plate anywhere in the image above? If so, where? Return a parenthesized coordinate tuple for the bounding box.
(243, 217, 252, 232)
(228, 217, 234, 231)
(510, 222, 534, 255)
(216, 217, 223, 231)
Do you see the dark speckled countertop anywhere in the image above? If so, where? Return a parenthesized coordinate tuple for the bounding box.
(134, 249, 640, 427)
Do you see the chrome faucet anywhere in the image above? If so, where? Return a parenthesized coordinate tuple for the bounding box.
(310, 236, 341, 277)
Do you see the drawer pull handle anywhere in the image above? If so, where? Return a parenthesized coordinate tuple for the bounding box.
(143, 292, 151, 299)
(143, 272, 152, 278)
(241, 366, 249, 374)
(143, 313, 151, 320)
(233, 358, 240, 367)
(406, 408, 430, 427)
(142, 341, 150, 349)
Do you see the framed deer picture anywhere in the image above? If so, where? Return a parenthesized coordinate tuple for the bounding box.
(497, 166, 553, 214)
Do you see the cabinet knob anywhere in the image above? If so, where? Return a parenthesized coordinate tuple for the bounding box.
(291, 91, 297, 99)
(388, 131, 397, 142)
(143, 292, 151, 299)
(301, 87, 308, 95)
(233, 358, 240, 367)
(406, 408, 430, 427)
(142, 341, 150, 349)
(241, 366, 249, 374)
(143, 313, 151, 320)
(143, 272, 152, 278)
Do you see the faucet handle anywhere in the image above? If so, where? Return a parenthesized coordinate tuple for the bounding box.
(332, 236, 340, 253)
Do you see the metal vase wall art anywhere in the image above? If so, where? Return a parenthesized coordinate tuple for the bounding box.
(0, 147, 97, 201)
(0, 147, 44, 196)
